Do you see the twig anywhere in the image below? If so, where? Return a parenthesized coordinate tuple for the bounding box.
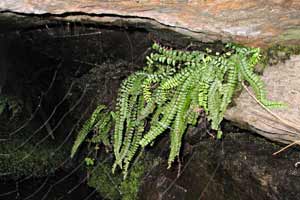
(272, 140, 300, 155)
(260, 120, 299, 136)
(242, 82, 300, 132)
(242, 82, 300, 155)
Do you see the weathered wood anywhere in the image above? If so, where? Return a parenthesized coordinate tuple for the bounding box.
(1, 0, 300, 47)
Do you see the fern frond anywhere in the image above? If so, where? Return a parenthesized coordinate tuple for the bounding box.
(71, 104, 106, 158)
(142, 70, 174, 102)
(114, 95, 138, 169)
(139, 94, 178, 147)
(219, 55, 239, 117)
(168, 75, 195, 167)
(114, 74, 145, 171)
(161, 66, 192, 90)
(114, 74, 137, 162)
(239, 57, 284, 108)
(187, 73, 203, 126)
(142, 78, 154, 102)
(152, 42, 206, 63)
(198, 79, 211, 114)
(123, 96, 145, 175)
(207, 79, 223, 131)
(91, 111, 112, 147)
(83, 42, 285, 177)
(138, 99, 156, 120)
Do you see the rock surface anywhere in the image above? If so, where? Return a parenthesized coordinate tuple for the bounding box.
(1, 12, 300, 200)
(1, 17, 299, 145)
(139, 131, 300, 200)
(1, 0, 300, 145)
(225, 55, 300, 144)
(1, 0, 300, 47)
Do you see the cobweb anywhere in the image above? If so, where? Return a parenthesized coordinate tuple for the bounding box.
(0, 22, 222, 200)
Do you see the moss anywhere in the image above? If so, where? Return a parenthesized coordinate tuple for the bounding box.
(0, 137, 68, 180)
(261, 44, 300, 66)
(120, 160, 145, 200)
(279, 28, 300, 41)
(87, 162, 122, 200)
(87, 155, 154, 200)
(0, 93, 69, 180)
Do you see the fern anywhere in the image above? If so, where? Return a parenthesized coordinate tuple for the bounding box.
(113, 73, 146, 171)
(207, 79, 223, 131)
(219, 55, 239, 115)
(239, 57, 283, 108)
(113, 74, 135, 162)
(71, 42, 284, 177)
(168, 73, 195, 167)
(114, 94, 138, 170)
(161, 65, 194, 90)
(139, 94, 178, 147)
(71, 104, 107, 158)
(123, 95, 145, 176)
(114, 42, 284, 173)
(91, 111, 112, 147)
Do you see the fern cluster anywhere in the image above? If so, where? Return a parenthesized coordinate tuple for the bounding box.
(112, 42, 283, 176)
(72, 42, 283, 177)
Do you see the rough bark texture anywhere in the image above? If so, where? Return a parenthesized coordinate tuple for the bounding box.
(1, 0, 300, 47)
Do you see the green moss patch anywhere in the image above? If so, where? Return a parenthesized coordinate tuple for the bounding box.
(87, 155, 156, 200)
(0, 137, 68, 179)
